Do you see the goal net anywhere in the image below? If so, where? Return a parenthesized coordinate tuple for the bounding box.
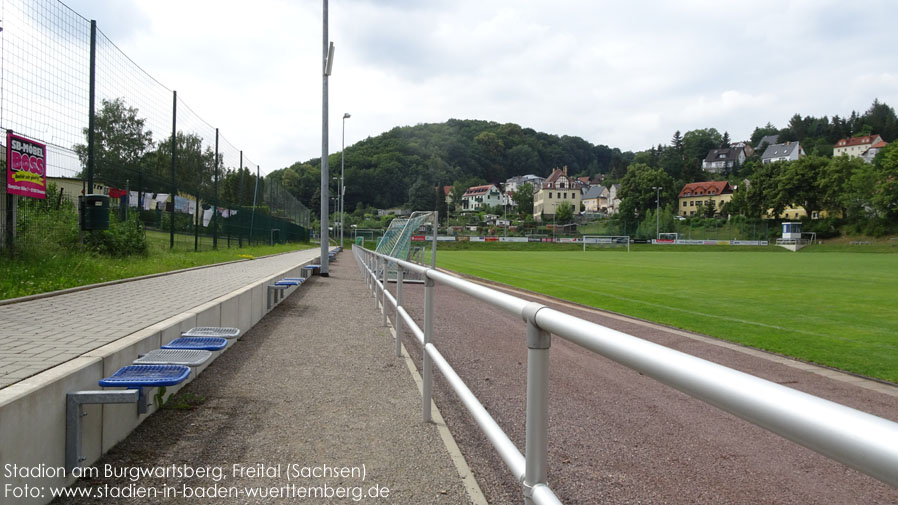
(582, 235, 630, 252)
(375, 211, 436, 281)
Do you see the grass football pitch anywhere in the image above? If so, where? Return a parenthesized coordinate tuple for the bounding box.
(437, 248, 898, 383)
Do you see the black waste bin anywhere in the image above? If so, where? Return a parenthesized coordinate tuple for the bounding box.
(80, 194, 110, 230)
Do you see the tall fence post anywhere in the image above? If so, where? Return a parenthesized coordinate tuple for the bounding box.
(213, 128, 219, 249)
(522, 303, 551, 505)
(169, 90, 177, 249)
(395, 267, 404, 357)
(86, 21, 96, 198)
(422, 275, 435, 423)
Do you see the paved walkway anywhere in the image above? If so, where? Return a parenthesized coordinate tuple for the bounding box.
(54, 256, 476, 504)
(0, 249, 322, 389)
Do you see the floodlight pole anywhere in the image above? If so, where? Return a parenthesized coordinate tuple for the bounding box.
(320, 0, 334, 276)
(341, 113, 350, 249)
(652, 186, 662, 241)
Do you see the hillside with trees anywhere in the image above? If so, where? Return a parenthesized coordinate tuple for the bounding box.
(268, 119, 633, 215)
(271, 99, 897, 237)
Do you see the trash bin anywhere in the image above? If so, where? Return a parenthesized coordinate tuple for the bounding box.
(80, 194, 110, 230)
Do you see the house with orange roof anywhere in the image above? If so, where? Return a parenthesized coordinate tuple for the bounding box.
(677, 181, 734, 217)
(834, 134, 884, 161)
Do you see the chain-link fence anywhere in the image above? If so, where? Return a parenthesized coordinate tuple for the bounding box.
(0, 0, 309, 254)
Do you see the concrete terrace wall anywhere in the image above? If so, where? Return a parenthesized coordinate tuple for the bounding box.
(0, 254, 329, 505)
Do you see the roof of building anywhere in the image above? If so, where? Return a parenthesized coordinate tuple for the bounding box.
(544, 167, 573, 187)
(678, 180, 734, 198)
(755, 134, 780, 150)
(703, 147, 742, 163)
(582, 185, 606, 200)
(463, 184, 497, 197)
(761, 142, 801, 160)
(442, 185, 452, 196)
(835, 134, 882, 148)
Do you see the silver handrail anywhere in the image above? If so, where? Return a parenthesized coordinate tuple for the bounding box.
(353, 246, 898, 504)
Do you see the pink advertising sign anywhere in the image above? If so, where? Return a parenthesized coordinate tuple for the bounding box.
(6, 132, 47, 200)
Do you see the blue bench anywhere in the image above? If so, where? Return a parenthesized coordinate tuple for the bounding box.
(182, 327, 241, 339)
(134, 349, 213, 369)
(163, 336, 228, 351)
(66, 364, 191, 471)
(302, 264, 321, 277)
(268, 277, 306, 309)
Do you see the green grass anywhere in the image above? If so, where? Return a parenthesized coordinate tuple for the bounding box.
(437, 248, 898, 383)
(0, 230, 314, 300)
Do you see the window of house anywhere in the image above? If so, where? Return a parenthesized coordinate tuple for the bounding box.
(690, 201, 694, 206)
(683, 201, 687, 207)
(549, 192, 552, 199)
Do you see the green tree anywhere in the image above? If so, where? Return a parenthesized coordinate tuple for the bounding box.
(617, 163, 675, 227)
(73, 97, 154, 190)
(872, 142, 898, 218)
(512, 182, 534, 216)
(407, 178, 434, 211)
(555, 201, 574, 223)
(819, 155, 865, 217)
(449, 183, 466, 213)
(774, 156, 829, 217)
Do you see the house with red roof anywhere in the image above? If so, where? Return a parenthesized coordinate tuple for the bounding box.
(834, 134, 885, 162)
(462, 184, 503, 211)
(534, 166, 581, 221)
(677, 181, 734, 217)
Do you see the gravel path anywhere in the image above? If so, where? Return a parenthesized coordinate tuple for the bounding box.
(397, 277, 898, 504)
(53, 261, 472, 504)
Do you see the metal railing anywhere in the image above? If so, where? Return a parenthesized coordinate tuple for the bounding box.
(353, 246, 898, 504)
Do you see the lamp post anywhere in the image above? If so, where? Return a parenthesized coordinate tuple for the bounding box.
(341, 113, 350, 248)
(651, 186, 662, 240)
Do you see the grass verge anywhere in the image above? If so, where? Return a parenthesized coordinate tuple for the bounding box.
(0, 230, 314, 300)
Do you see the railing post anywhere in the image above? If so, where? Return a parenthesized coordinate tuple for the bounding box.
(374, 256, 381, 308)
(395, 267, 404, 357)
(381, 258, 388, 327)
(522, 303, 551, 505)
(422, 275, 435, 422)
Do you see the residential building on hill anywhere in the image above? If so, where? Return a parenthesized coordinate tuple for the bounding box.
(834, 134, 885, 162)
(677, 181, 734, 217)
(581, 185, 606, 213)
(702, 147, 745, 174)
(761, 141, 804, 164)
(504, 174, 544, 194)
(533, 166, 581, 221)
(462, 184, 503, 211)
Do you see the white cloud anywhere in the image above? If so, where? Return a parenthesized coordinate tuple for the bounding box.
(51, 0, 898, 171)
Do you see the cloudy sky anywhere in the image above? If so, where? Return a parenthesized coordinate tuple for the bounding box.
(62, 0, 898, 174)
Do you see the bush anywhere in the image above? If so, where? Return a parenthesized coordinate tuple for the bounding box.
(84, 213, 148, 256)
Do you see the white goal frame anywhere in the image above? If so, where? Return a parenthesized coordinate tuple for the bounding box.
(658, 232, 678, 241)
(582, 235, 630, 252)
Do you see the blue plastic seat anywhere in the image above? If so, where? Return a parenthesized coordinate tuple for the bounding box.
(98, 364, 191, 388)
(162, 336, 228, 351)
(274, 280, 300, 287)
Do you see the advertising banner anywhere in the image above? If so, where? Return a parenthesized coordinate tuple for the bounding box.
(6, 132, 47, 199)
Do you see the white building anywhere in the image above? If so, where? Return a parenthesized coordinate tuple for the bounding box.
(761, 142, 804, 164)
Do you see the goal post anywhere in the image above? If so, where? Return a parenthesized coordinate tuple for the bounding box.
(658, 232, 678, 241)
(582, 235, 630, 252)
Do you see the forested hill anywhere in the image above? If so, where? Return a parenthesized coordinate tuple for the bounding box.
(269, 119, 633, 214)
